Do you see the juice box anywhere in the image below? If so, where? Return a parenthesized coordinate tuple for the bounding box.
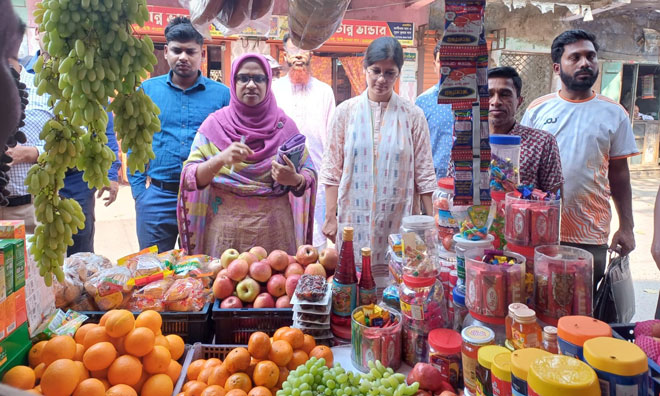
(2, 293, 15, 336)
(14, 288, 26, 329)
(10, 240, 25, 291)
(0, 241, 14, 295)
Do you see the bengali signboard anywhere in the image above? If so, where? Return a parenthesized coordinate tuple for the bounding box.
(133, 6, 414, 47)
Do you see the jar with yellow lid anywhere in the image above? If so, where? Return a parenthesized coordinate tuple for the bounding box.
(557, 315, 611, 359)
(582, 337, 648, 396)
(527, 355, 600, 396)
(492, 352, 512, 396)
(510, 348, 551, 396)
(476, 346, 510, 396)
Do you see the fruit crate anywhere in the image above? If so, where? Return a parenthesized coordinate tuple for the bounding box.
(611, 323, 660, 396)
(80, 302, 214, 344)
(211, 299, 293, 344)
(173, 343, 243, 395)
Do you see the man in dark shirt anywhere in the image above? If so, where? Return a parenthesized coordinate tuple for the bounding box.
(488, 66, 564, 192)
(129, 17, 230, 252)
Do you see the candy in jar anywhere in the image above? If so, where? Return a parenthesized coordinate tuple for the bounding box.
(399, 275, 448, 330)
(401, 215, 438, 278)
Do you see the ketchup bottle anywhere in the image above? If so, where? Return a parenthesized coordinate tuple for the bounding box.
(358, 247, 377, 305)
(331, 227, 358, 327)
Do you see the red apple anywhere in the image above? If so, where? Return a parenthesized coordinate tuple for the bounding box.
(238, 252, 258, 266)
(305, 263, 327, 277)
(285, 263, 304, 278)
(212, 274, 234, 300)
(227, 259, 249, 281)
(220, 296, 243, 309)
(285, 274, 301, 297)
(218, 268, 229, 278)
(288, 255, 296, 264)
(220, 248, 240, 269)
(276, 295, 292, 308)
(249, 246, 268, 261)
(253, 293, 275, 308)
(249, 260, 272, 283)
(295, 245, 319, 266)
(236, 278, 260, 302)
(319, 247, 338, 272)
(268, 250, 289, 272)
(267, 274, 287, 298)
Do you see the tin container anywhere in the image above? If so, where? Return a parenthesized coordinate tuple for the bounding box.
(583, 337, 648, 396)
(527, 355, 600, 396)
(556, 316, 611, 360)
(510, 348, 551, 396)
(350, 305, 402, 372)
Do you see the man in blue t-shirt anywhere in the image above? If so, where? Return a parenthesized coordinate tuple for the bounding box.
(415, 40, 454, 179)
(129, 17, 230, 252)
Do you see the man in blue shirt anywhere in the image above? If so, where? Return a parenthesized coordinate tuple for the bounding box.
(129, 17, 230, 252)
(415, 40, 454, 179)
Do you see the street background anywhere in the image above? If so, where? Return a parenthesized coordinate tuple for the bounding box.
(94, 178, 660, 321)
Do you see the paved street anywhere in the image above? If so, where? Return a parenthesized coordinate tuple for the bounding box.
(93, 178, 660, 320)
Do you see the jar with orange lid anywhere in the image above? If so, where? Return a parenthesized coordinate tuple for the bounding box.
(462, 325, 495, 396)
(557, 315, 611, 359)
(505, 303, 527, 342)
(511, 308, 541, 350)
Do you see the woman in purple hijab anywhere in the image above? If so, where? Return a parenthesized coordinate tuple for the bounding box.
(177, 54, 316, 257)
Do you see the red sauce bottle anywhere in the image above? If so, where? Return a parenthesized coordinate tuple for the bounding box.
(331, 227, 358, 327)
(358, 247, 377, 306)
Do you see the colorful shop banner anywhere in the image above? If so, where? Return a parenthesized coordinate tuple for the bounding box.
(131, 5, 277, 38)
(328, 20, 414, 46)
(133, 7, 414, 46)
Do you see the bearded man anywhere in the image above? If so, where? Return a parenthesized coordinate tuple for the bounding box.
(522, 29, 639, 290)
(272, 33, 336, 250)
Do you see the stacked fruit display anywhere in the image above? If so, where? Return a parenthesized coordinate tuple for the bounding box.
(2, 309, 185, 396)
(213, 246, 338, 309)
(179, 326, 333, 396)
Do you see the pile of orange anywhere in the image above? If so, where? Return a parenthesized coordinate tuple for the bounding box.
(2, 309, 186, 396)
(179, 326, 333, 396)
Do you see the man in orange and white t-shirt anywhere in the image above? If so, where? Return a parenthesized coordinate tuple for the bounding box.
(522, 29, 639, 289)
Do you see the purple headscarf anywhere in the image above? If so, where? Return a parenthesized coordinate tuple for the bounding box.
(198, 53, 300, 162)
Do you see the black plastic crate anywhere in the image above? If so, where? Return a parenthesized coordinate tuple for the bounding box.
(611, 323, 660, 396)
(80, 303, 213, 344)
(211, 299, 293, 344)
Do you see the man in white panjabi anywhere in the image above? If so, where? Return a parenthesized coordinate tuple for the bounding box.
(272, 33, 336, 250)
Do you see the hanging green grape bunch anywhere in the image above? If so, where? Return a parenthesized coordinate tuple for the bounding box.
(29, 0, 161, 285)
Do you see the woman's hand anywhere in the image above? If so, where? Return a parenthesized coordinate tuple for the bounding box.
(219, 142, 253, 166)
(271, 155, 303, 187)
(322, 215, 338, 243)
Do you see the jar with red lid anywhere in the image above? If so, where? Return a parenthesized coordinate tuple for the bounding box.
(429, 328, 463, 390)
(433, 178, 459, 231)
(399, 275, 448, 330)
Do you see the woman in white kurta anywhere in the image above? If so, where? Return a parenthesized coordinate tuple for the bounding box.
(320, 37, 437, 292)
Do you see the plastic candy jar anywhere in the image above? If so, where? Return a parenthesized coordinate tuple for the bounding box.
(489, 135, 521, 192)
(462, 325, 495, 396)
(428, 328, 463, 390)
(463, 313, 507, 346)
(434, 177, 459, 229)
(453, 233, 495, 285)
(401, 215, 439, 278)
(399, 275, 448, 330)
